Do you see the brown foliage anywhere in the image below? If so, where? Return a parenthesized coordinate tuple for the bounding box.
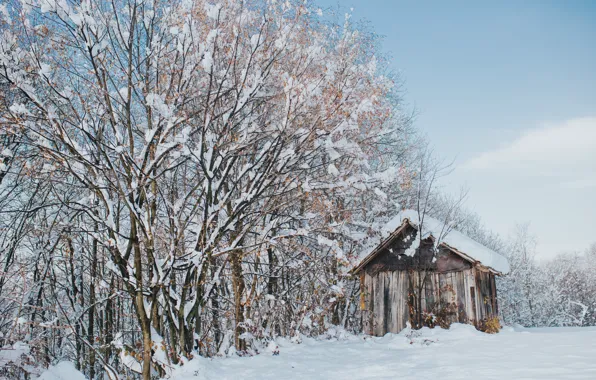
(478, 316, 501, 334)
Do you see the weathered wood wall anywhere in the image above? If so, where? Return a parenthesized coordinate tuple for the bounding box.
(474, 269, 499, 320)
(361, 268, 499, 335)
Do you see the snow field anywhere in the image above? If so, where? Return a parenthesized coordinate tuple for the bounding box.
(171, 324, 596, 380)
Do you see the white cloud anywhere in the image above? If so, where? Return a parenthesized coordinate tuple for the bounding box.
(461, 117, 596, 184)
(453, 117, 596, 259)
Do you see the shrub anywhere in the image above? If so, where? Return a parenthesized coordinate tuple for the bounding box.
(479, 317, 501, 334)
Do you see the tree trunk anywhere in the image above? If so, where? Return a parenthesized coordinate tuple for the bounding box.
(131, 219, 152, 380)
(88, 233, 98, 379)
(230, 251, 246, 352)
(136, 294, 153, 380)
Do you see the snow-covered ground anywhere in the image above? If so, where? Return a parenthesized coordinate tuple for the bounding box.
(172, 324, 596, 380)
(29, 324, 596, 379)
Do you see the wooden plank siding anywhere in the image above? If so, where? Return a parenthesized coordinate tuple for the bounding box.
(361, 268, 499, 336)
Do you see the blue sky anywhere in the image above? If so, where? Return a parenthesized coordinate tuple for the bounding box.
(317, 0, 596, 258)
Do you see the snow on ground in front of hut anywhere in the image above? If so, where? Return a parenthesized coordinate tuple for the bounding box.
(172, 324, 596, 380)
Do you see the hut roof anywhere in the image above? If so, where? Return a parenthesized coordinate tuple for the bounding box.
(353, 209, 510, 275)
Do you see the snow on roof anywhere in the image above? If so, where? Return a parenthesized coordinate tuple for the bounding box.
(378, 209, 510, 274)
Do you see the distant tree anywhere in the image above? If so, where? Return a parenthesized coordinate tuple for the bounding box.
(498, 227, 596, 328)
(497, 223, 539, 326)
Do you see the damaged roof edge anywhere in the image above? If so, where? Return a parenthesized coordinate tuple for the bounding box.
(351, 217, 507, 275)
(350, 219, 410, 274)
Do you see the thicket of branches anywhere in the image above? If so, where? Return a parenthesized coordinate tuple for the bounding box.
(0, 0, 422, 378)
(497, 229, 596, 328)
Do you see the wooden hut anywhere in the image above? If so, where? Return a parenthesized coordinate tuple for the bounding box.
(352, 210, 510, 336)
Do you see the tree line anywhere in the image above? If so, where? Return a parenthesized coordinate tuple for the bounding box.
(0, 0, 420, 378)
